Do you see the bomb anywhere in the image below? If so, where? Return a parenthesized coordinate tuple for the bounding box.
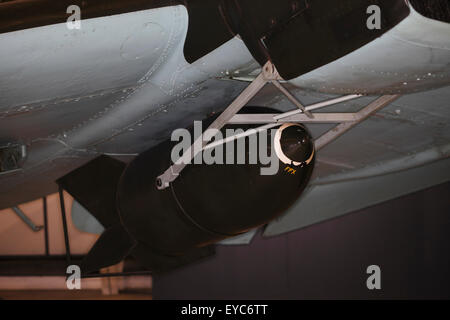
(58, 110, 315, 274)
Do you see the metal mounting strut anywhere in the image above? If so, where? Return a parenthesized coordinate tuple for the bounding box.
(156, 61, 401, 190)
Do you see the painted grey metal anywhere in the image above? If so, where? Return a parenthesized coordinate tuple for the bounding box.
(203, 123, 281, 152)
(289, 5, 450, 94)
(230, 95, 402, 156)
(264, 156, 450, 237)
(316, 143, 450, 185)
(11, 207, 43, 232)
(273, 94, 363, 121)
(229, 113, 358, 124)
(157, 63, 363, 188)
(157, 65, 270, 189)
(219, 229, 258, 246)
(315, 95, 401, 150)
(71, 200, 105, 235)
(270, 80, 313, 118)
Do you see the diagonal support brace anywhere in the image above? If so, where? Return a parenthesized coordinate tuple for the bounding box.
(315, 95, 401, 150)
(157, 62, 277, 189)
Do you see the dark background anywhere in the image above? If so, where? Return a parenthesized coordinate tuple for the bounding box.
(153, 182, 450, 299)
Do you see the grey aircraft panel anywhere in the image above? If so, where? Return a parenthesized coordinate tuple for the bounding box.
(72, 200, 105, 235)
(264, 156, 450, 237)
(289, 6, 450, 94)
(261, 85, 450, 237)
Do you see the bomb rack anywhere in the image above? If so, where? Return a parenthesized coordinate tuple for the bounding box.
(156, 61, 401, 190)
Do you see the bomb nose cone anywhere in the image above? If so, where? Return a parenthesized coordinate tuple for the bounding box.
(274, 124, 315, 167)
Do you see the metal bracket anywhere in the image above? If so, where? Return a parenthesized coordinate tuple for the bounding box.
(157, 62, 280, 189)
(314, 95, 401, 150)
(11, 207, 43, 232)
(229, 94, 402, 150)
(156, 61, 401, 190)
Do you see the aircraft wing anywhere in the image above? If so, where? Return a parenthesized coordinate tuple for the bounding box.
(0, 0, 449, 253)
